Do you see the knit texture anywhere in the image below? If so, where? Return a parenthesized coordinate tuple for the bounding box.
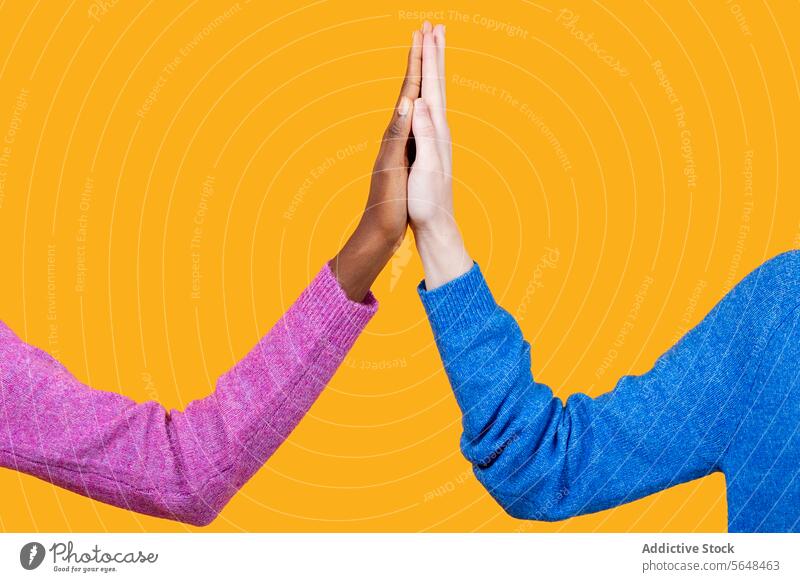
(0, 263, 377, 526)
(418, 249, 800, 532)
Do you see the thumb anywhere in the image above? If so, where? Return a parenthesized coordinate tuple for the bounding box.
(379, 96, 415, 163)
(411, 98, 437, 168)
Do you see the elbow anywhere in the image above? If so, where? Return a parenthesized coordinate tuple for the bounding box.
(184, 512, 219, 527)
(162, 491, 225, 527)
(119, 485, 224, 526)
(152, 472, 236, 527)
(460, 419, 529, 472)
(155, 406, 239, 527)
(467, 394, 589, 522)
(470, 447, 575, 522)
(484, 481, 574, 522)
(177, 512, 217, 527)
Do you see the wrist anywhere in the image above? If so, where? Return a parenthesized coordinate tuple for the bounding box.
(331, 221, 403, 302)
(412, 223, 472, 290)
(356, 219, 405, 257)
(412, 214, 458, 239)
(359, 206, 407, 252)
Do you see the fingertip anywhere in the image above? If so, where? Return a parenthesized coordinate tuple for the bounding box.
(422, 20, 432, 33)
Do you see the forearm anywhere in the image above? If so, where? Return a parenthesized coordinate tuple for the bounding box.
(330, 220, 401, 302)
(418, 263, 552, 467)
(0, 263, 376, 526)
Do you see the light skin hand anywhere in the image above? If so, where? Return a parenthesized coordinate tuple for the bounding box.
(330, 30, 423, 301)
(408, 21, 473, 290)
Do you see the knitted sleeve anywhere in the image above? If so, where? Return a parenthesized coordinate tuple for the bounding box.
(0, 263, 376, 526)
(417, 252, 798, 520)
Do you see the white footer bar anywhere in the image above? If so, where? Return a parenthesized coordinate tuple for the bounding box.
(1, 533, 797, 581)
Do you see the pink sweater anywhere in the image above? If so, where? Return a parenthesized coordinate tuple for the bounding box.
(0, 264, 377, 526)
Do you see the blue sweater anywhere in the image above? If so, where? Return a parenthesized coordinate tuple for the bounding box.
(418, 249, 800, 532)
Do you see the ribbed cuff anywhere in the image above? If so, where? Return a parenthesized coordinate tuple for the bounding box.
(292, 262, 379, 348)
(417, 262, 499, 339)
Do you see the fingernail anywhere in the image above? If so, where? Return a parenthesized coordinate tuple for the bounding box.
(398, 97, 410, 116)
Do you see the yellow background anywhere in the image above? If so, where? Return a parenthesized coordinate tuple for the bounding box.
(1, 0, 798, 532)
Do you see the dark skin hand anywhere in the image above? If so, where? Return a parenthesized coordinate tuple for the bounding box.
(329, 29, 423, 302)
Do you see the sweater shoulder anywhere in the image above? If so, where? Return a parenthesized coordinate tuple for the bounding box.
(754, 249, 800, 287)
